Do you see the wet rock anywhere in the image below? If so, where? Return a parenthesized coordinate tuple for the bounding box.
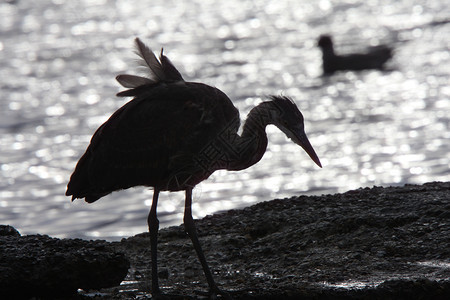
(2, 182, 449, 299)
(113, 181, 450, 299)
(0, 228, 129, 298)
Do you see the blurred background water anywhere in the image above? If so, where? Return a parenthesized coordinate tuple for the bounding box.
(0, 0, 449, 241)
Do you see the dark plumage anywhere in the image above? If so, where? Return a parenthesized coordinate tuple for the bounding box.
(318, 34, 393, 75)
(66, 37, 322, 298)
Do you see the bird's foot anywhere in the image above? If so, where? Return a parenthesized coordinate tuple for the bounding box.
(150, 287, 165, 299)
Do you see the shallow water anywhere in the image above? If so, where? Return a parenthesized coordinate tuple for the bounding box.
(1, 0, 449, 240)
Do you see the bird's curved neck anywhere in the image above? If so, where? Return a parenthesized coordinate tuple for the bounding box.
(227, 102, 277, 171)
(321, 46, 335, 58)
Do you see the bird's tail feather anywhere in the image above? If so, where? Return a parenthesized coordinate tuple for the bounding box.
(66, 150, 107, 203)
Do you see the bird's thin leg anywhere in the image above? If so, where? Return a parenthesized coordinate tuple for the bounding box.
(183, 188, 223, 296)
(147, 189, 160, 295)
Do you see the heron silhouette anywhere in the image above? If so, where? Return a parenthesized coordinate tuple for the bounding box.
(318, 34, 392, 75)
(66, 38, 322, 298)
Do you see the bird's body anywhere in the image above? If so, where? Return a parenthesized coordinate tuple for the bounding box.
(67, 82, 240, 201)
(318, 35, 392, 75)
(66, 38, 321, 298)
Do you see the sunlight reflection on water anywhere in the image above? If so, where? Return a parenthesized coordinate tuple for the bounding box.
(0, 0, 449, 240)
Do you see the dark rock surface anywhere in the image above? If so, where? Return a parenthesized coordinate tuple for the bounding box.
(0, 225, 21, 237)
(2, 181, 449, 299)
(112, 181, 450, 299)
(0, 228, 130, 298)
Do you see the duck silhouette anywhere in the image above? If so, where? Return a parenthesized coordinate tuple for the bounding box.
(318, 35, 393, 75)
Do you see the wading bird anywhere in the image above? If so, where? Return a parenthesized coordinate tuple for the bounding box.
(66, 38, 322, 298)
(318, 34, 392, 75)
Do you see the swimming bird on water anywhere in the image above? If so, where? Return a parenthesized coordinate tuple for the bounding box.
(318, 34, 392, 75)
(66, 37, 322, 298)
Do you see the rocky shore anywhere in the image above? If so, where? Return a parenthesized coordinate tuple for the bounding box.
(1, 181, 449, 299)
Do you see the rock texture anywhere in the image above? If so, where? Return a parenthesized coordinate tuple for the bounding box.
(113, 181, 450, 299)
(1, 182, 449, 299)
(0, 227, 129, 298)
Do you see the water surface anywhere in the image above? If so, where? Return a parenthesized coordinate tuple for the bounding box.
(1, 0, 449, 240)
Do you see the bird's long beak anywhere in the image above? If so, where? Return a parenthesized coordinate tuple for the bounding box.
(297, 134, 322, 168)
(290, 129, 322, 168)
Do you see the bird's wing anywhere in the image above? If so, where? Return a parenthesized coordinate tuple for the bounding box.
(67, 83, 239, 200)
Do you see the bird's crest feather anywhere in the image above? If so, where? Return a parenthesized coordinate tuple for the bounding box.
(116, 38, 184, 96)
(134, 37, 165, 81)
(116, 74, 154, 88)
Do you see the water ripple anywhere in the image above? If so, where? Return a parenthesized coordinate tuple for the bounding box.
(0, 0, 449, 240)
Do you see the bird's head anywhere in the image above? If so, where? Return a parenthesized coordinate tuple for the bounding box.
(318, 35, 333, 49)
(268, 96, 322, 168)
